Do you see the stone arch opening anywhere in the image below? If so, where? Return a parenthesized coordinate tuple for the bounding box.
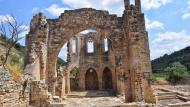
(87, 38, 94, 53)
(71, 37, 77, 54)
(44, 9, 120, 94)
(25, 2, 156, 104)
(85, 68, 99, 90)
(102, 67, 113, 90)
(57, 43, 68, 69)
(104, 37, 109, 52)
(130, 0, 135, 5)
(57, 29, 99, 91)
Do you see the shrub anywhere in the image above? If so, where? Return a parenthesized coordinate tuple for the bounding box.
(165, 62, 189, 84)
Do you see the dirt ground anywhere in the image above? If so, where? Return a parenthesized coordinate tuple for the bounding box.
(63, 91, 126, 107)
(62, 85, 190, 107)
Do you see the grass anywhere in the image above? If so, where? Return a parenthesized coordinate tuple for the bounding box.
(152, 71, 167, 78)
(0, 39, 24, 82)
(151, 71, 169, 85)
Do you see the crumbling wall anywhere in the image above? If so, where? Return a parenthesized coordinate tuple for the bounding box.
(0, 67, 29, 107)
(25, 13, 48, 81)
(123, 0, 156, 103)
(24, 0, 156, 104)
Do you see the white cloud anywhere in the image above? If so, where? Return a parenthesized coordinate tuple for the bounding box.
(60, 0, 171, 17)
(0, 15, 14, 23)
(0, 15, 29, 41)
(17, 25, 29, 46)
(150, 30, 190, 59)
(20, 25, 29, 31)
(182, 0, 190, 20)
(62, 0, 124, 16)
(188, 0, 190, 6)
(20, 25, 29, 35)
(45, 4, 70, 17)
(182, 12, 190, 20)
(142, 0, 172, 10)
(145, 16, 164, 29)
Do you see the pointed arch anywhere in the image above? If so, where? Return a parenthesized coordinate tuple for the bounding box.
(104, 37, 109, 52)
(102, 67, 113, 90)
(85, 68, 99, 90)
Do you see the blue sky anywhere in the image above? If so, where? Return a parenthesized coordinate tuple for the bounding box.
(0, 0, 190, 61)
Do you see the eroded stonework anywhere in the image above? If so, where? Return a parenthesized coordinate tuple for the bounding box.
(25, 0, 156, 106)
(0, 67, 29, 107)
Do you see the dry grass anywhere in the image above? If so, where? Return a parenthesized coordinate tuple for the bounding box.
(7, 64, 22, 82)
(0, 43, 23, 82)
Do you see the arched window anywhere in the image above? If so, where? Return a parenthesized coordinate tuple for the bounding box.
(104, 38, 108, 52)
(71, 38, 77, 54)
(87, 39, 94, 53)
(130, 0, 135, 5)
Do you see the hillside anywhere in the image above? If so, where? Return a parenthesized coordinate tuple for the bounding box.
(0, 36, 67, 80)
(151, 46, 190, 72)
(0, 36, 25, 80)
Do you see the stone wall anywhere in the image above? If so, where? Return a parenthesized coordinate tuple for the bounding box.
(67, 32, 117, 91)
(25, 0, 156, 104)
(0, 66, 29, 107)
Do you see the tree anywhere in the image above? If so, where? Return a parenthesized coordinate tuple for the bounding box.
(0, 15, 26, 68)
(165, 62, 189, 84)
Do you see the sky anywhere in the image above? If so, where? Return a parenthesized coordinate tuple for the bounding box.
(0, 0, 190, 61)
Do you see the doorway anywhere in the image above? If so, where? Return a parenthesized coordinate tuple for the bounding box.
(85, 68, 99, 90)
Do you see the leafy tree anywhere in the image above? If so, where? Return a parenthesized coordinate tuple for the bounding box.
(165, 62, 189, 84)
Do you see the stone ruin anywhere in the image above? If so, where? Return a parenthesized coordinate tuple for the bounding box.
(24, 0, 157, 106)
(0, 66, 29, 107)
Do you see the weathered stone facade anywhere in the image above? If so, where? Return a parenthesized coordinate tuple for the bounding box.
(25, 0, 156, 105)
(68, 32, 117, 92)
(0, 67, 29, 107)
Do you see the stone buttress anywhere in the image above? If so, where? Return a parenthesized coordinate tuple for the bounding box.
(123, 0, 156, 103)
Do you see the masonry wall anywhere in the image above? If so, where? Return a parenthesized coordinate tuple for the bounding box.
(68, 32, 117, 91)
(0, 67, 29, 107)
(123, 0, 156, 103)
(24, 0, 156, 104)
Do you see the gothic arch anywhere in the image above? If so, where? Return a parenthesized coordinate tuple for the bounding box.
(48, 8, 120, 55)
(70, 37, 77, 54)
(102, 67, 113, 90)
(85, 68, 99, 90)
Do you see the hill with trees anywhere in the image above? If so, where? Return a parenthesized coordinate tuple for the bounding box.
(151, 46, 190, 72)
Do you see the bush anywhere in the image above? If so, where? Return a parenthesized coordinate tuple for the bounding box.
(165, 62, 189, 84)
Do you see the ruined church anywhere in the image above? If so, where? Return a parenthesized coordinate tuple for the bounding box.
(24, 0, 156, 106)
